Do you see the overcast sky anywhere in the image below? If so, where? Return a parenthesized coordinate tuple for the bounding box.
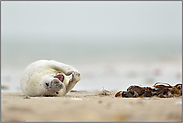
(2, 1, 182, 40)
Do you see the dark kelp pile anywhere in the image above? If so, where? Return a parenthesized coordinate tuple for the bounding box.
(115, 82, 182, 98)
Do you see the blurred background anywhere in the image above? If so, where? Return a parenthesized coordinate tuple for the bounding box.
(1, 1, 182, 92)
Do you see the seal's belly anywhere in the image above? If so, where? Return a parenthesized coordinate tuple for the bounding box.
(21, 65, 63, 96)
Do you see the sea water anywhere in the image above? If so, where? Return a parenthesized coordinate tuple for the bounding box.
(1, 36, 182, 92)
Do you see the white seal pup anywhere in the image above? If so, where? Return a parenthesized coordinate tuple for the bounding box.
(20, 60, 80, 97)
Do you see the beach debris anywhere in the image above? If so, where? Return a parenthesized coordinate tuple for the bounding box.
(98, 100, 102, 103)
(23, 96, 31, 99)
(98, 88, 112, 96)
(70, 90, 87, 92)
(115, 82, 182, 98)
(1, 85, 8, 90)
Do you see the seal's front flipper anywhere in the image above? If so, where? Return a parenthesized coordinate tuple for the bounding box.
(66, 71, 80, 93)
(68, 71, 80, 83)
(49, 60, 78, 75)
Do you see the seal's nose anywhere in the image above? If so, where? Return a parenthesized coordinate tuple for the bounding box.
(52, 78, 64, 90)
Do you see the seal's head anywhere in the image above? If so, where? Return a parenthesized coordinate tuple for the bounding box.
(44, 74, 65, 94)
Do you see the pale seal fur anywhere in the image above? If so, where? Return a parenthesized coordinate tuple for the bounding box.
(20, 60, 80, 97)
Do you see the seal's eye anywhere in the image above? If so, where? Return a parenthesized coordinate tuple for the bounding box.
(56, 92, 59, 94)
(45, 83, 49, 86)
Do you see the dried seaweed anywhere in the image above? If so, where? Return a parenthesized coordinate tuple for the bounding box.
(98, 88, 112, 96)
(115, 82, 182, 98)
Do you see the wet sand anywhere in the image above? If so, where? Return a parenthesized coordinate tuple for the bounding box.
(1, 91, 182, 122)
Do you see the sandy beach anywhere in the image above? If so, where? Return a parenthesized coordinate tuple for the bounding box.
(1, 91, 182, 122)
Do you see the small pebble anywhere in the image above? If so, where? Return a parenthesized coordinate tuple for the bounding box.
(98, 100, 102, 103)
